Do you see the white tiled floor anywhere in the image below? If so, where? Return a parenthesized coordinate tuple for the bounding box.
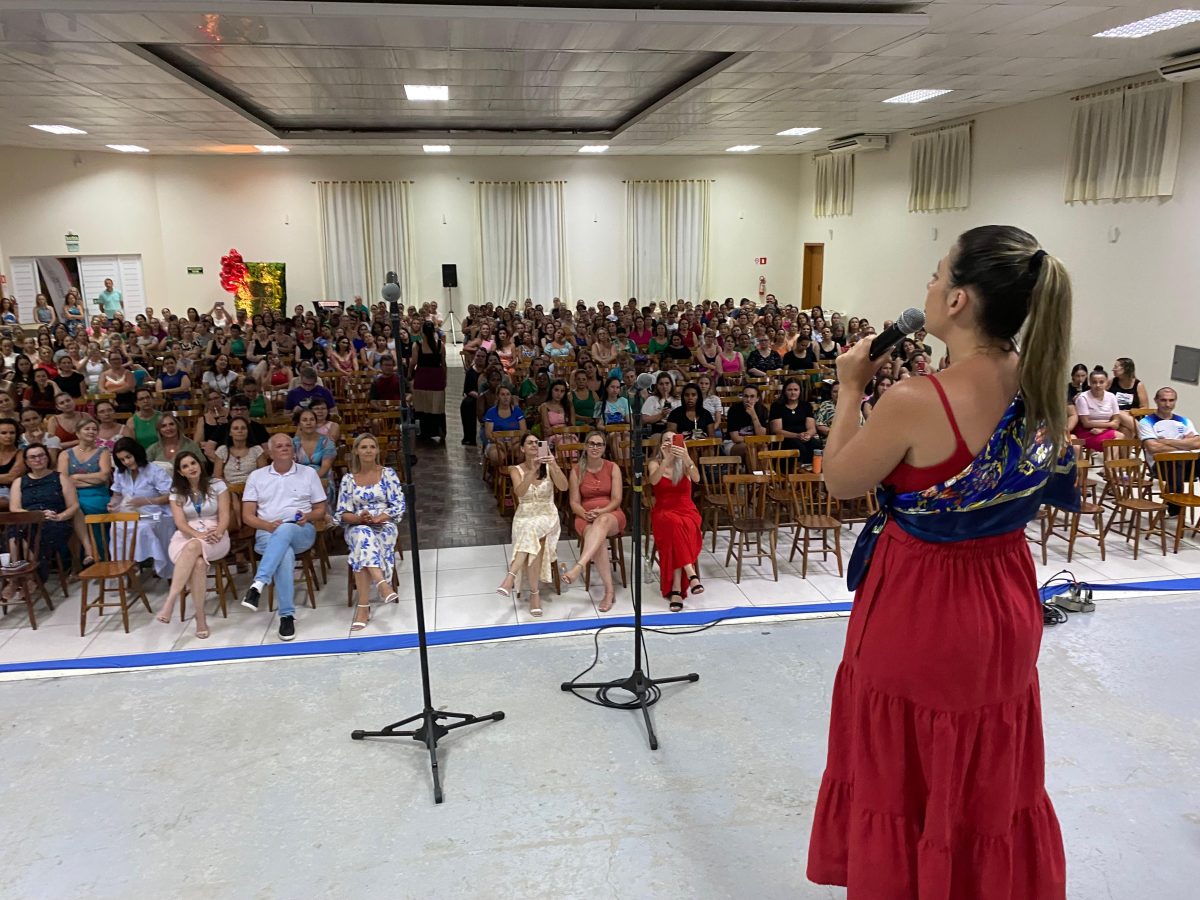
(2, 523, 1198, 672)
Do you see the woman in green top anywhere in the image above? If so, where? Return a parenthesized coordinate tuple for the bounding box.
(123, 387, 162, 449)
(228, 325, 247, 361)
(146, 414, 203, 471)
(647, 323, 671, 357)
(569, 369, 599, 427)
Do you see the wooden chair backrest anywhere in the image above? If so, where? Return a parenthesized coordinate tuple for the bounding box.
(83, 512, 140, 562)
(721, 472, 770, 518)
(1103, 458, 1148, 502)
(0, 511, 45, 567)
(784, 472, 835, 517)
(1153, 451, 1199, 499)
(757, 448, 801, 477)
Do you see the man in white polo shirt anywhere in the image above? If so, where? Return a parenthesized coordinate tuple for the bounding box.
(1138, 386, 1200, 517)
(240, 433, 327, 640)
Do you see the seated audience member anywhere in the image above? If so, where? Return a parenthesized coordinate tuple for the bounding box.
(285, 366, 336, 412)
(109, 436, 173, 579)
(0, 390, 18, 420)
(240, 378, 268, 418)
(240, 433, 328, 642)
(1073, 369, 1125, 450)
(648, 434, 703, 612)
(1109, 357, 1149, 412)
(227, 395, 270, 446)
(155, 354, 191, 403)
(783, 337, 818, 371)
(666, 382, 716, 440)
(293, 407, 337, 497)
(157, 450, 231, 638)
(483, 385, 526, 466)
(45, 393, 82, 450)
(813, 382, 839, 447)
(861, 376, 893, 422)
(59, 415, 111, 565)
(335, 433, 406, 630)
(368, 355, 402, 409)
(594, 376, 631, 427)
(52, 356, 85, 399)
(1138, 387, 1200, 516)
(147, 414, 203, 472)
(746, 336, 783, 377)
(769, 377, 817, 464)
(23, 368, 61, 415)
(19, 407, 61, 464)
(214, 416, 266, 487)
(641, 373, 679, 435)
(123, 388, 162, 449)
(0, 417, 23, 510)
(726, 384, 768, 462)
(560, 431, 626, 613)
(10, 442, 78, 580)
(663, 332, 693, 365)
(194, 390, 229, 455)
(101, 350, 137, 412)
(1066, 363, 1089, 404)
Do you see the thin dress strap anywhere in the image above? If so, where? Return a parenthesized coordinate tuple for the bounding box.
(925, 374, 969, 453)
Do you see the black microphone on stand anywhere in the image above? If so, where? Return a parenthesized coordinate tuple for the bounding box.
(868, 307, 926, 361)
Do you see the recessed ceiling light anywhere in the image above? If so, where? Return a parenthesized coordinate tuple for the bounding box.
(254, 145, 289, 153)
(423, 145, 451, 153)
(578, 145, 609, 153)
(726, 145, 760, 152)
(883, 89, 952, 104)
(405, 84, 448, 101)
(106, 144, 149, 153)
(30, 124, 87, 135)
(1095, 9, 1200, 38)
(777, 127, 822, 137)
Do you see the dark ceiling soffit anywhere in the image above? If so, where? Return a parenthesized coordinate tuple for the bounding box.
(122, 42, 745, 142)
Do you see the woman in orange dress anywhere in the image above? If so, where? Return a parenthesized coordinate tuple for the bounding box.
(561, 430, 626, 612)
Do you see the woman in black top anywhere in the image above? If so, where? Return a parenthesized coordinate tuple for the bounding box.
(725, 384, 768, 464)
(1065, 363, 1088, 404)
(411, 320, 447, 442)
(769, 378, 817, 464)
(816, 326, 840, 364)
(664, 333, 694, 364)
(1109, 357, 1148, 411)
(666, 383, 716, 439)
(784, 338, 819, 371)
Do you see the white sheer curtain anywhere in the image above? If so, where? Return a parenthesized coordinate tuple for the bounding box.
(1066, 81, 1182, 203)
(909, 122, 972, 212)
(626, 180, 710, 302)
(813, 153, 853, 217)
(476, 181, 569, 304)
(316, 181, 415, 304)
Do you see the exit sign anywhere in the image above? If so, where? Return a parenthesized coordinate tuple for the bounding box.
(756, 257, 767, 265)
(187, 266, 204, 275)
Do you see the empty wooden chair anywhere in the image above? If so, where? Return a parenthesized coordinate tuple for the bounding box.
(1101, 458, 1167, 559)
(785, 473, 844, 578)
(720, 473, 779, 582)
(78, 512, 152, 635)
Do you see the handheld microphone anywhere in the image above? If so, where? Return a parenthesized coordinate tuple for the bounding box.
(868, 308, 925, 361)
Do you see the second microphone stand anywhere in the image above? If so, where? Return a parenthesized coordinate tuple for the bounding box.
(560, 391, 699, 750)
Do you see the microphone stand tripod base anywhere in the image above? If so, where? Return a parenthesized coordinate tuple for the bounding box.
(560, 669, 698, 752)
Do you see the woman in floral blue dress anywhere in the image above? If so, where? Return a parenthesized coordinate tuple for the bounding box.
(334, 433, 405, 632)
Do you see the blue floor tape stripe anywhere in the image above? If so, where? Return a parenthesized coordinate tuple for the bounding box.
(0, 601, 854, 674)
(1039, 575, 1200, 601)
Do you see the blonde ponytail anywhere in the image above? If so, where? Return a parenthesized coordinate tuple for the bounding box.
(1018, 254, 1072, 455)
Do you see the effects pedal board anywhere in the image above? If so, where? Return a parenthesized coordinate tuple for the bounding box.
(1056, 584, 1095, 613)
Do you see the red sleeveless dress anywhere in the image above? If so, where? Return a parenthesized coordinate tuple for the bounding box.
(807, 376, 1067, 899)
(650, 471, 702, 599)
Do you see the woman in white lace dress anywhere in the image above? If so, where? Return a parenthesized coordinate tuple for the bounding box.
(495, 433, 568, 616)
(334, 433, 405, 632)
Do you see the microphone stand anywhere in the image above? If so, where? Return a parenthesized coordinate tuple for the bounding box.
(351, 298, 504, 804)
(560, 389, 699, 751)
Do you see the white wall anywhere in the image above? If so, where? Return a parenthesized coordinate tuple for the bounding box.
(798, 83, 1200, 408)
(0, 150, 803, 322)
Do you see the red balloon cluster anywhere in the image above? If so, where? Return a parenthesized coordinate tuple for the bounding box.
(219, 248, 248, 294)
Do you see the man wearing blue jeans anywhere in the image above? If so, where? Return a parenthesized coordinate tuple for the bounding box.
(240, 433, 327, 641)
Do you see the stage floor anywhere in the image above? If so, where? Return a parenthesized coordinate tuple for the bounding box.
(0, 597, 1196, 899)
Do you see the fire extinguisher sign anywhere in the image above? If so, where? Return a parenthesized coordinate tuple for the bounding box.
(756, 257, 767, 265)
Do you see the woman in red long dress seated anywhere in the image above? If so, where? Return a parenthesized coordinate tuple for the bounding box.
(560, 431, 626, 613)
(647, 436, 703, 611)
(809, 225, 1076, 900)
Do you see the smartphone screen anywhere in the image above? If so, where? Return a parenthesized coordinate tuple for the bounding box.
(671, 433, 686, 449)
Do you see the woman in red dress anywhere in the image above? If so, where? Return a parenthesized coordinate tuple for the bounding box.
(647, 436, 703, 611)
(561, 431, 626, 612)
(810, 226, 1074, 899)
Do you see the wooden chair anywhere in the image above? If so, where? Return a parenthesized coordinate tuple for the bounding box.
(785, 473, 844, 577)
(0, 512, 56, 629)
(741, 434, 781, 473)
(345, 530, 406, 606)
(1152, 451, 1200, 553)
(254, 527, 322, 612)
(178, 557, 239, 622)
(78, 512, 152, 635)
(720, 473, 779, 582)
(1031, 455, 1106, 564)
(1098, 439, 1152, 507)
(580, 532, 628, 590)
(1101, 458, 1167, 559)
(698, 455, 740, 552)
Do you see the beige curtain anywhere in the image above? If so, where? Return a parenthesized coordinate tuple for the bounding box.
(1065, 81, 1182, 203)
(316, 180, 415, 304)
(813, 153, 853, 217)
(626, 180, 710, 302)
(476, 181, 569, 304)
(908, 122, 972, 212)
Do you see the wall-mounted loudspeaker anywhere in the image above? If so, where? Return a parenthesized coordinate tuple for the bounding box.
(442, 264, 458, 288)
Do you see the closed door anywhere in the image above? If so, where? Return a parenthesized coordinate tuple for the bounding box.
(802, 243, 824, 309)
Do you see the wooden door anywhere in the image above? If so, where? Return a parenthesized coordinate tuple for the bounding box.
(802, 243, 824, 309)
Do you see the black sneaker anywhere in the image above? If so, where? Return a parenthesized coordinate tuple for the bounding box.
(279, 615, 295, 641)
(241, 586, 260, 611)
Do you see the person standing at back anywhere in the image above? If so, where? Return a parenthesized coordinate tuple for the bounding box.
(95, 278, 123, 320)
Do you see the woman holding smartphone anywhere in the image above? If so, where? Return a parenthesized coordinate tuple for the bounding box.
(496, 433, 568, 617)
(648, 433, 703, 611)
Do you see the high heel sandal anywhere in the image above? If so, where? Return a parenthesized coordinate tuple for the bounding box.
(351, 603, 371, 631)
(687, 574, 705, 595)
(598, 591, 615, 613)
(669, 591, 684, 612)
(529, 590, 543, 618)
(559, 563, 579, 587)
(375, 579, 398, 604)
(496, 570, 520, 598)
(156, 598, 176, 624)
(195, 623, 210, 639)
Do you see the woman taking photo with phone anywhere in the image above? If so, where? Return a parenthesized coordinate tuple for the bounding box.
(495, 433, 568, 617)
(648, 434, 702, 612)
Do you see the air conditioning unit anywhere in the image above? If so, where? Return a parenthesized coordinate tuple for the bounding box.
(827, 134, 890, 154)
(1160, 52, 1200, 83)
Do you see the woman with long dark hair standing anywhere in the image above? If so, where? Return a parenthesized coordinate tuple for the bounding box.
(807, 226, 1076, 899)
(410, 320, 447, 443)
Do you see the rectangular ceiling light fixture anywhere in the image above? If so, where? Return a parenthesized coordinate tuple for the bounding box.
(106, 144, 149, 153)
(1095, 9, 1200, 38)
(726, 145, 760, 152)
(405, 84, 449, 101)
(31, 124, 87, 135)
(777, 127, 821, 137)
(883, 89, 952, 104)
(254, 144, 289, 153)
(423, 145, 451, 153)
(578, 145, 609, 153)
